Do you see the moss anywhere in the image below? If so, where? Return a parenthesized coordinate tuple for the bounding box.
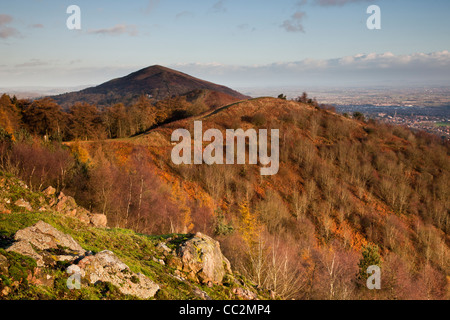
(130, 275, 140, 284)
(0, 274, 11, 287)
(0, 250, 37, 285)
(0, 172, 268, 300)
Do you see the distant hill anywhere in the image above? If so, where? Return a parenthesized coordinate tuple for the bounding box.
(51, 65, 250, 109)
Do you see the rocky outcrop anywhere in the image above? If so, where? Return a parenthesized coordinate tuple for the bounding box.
(0, 175, 107, 228)
(6, 221, 86, 267)
(170, 232, 232, 285)
(67, 250, 160, 299)
(6, 221, 160, 299)
(50, 191, 107, 228)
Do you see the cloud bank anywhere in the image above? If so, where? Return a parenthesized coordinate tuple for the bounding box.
(171, 51, 450, 87)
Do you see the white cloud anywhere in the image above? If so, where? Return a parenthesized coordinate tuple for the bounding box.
(15, 59, 50, 68)
(170, 51, 450, 87)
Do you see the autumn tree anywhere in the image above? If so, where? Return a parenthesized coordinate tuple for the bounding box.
(0, 94, 21, 135)
(68, 103, 105, 140)
(103, 103, 129, 138)
(22, 98, 66, 139)
(128, 95, 156, 135)
(239, 200, 260, 249)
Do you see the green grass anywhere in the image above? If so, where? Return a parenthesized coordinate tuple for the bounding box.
(0, 171, 267, 300)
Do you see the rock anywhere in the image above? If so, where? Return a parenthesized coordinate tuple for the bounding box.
(173, 270, 186, 282)
(77, 212, 91, 224)
(193, 287, 212, 300)
(27, 268, 54, 287)
(1, 286, 10, 296)
(14, 199, 33, 211)
(90, 214, 107, 228)
(232, 287, 258, 300)
(66, 264, 81, 276)
(176, 232, 232, 284)
(156, 242, 172, 254)
(43, 186, 56, 197)
(69, 250, 159, 299)
(6, 221, 85, 267)
(0, 254, 9, 274)
(55, 192, 77, 213)
(166, 255, 183, 270)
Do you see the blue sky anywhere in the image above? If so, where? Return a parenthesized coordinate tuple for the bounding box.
(1, 0, 450, 88)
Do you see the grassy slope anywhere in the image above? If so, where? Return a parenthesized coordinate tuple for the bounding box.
(0, 172, 267, 300)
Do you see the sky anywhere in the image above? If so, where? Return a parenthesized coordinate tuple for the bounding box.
(1, 0, 450, 89)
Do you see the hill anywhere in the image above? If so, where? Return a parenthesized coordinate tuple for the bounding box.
(0, 172, 270, 300)
(1, 96, 449, 300)
(51, 65, 249, 109)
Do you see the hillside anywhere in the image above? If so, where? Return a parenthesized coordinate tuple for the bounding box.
(1, 96, 449, 300)
(0, 172, 269, 300)
(51, 65, 249, 109)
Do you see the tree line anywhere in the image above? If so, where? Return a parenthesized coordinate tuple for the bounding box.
(0, 93, 206, 142)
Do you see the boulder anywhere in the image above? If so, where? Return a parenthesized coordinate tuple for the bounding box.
(69, 250, 159, 299)
(176, 232, 232, 284)
(55, 192, 77, 213)
(90, 214, 108, 228)
(43, 186, 56, 197)
(52, 192, 108, 228)
(6, 221, 85, 267)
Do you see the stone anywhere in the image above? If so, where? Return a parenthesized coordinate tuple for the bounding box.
(90, 214, 107, 228)
(232, 287, 258, 300)
(6, 221, 85, 267)
(156, 242, 172, 254)
(176, 232, 232, 284)
(166, 255, 183, 270)
(193, 287, 212, 300)
(1, 286, 11, 296)
(14, 199, 33, 211)
(27, 268, 54, 287)
(43, 186, 56, 197)
(69, 250, 159, 299)
(77, 212, 91, 224)
(55, 193, 77, 213)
